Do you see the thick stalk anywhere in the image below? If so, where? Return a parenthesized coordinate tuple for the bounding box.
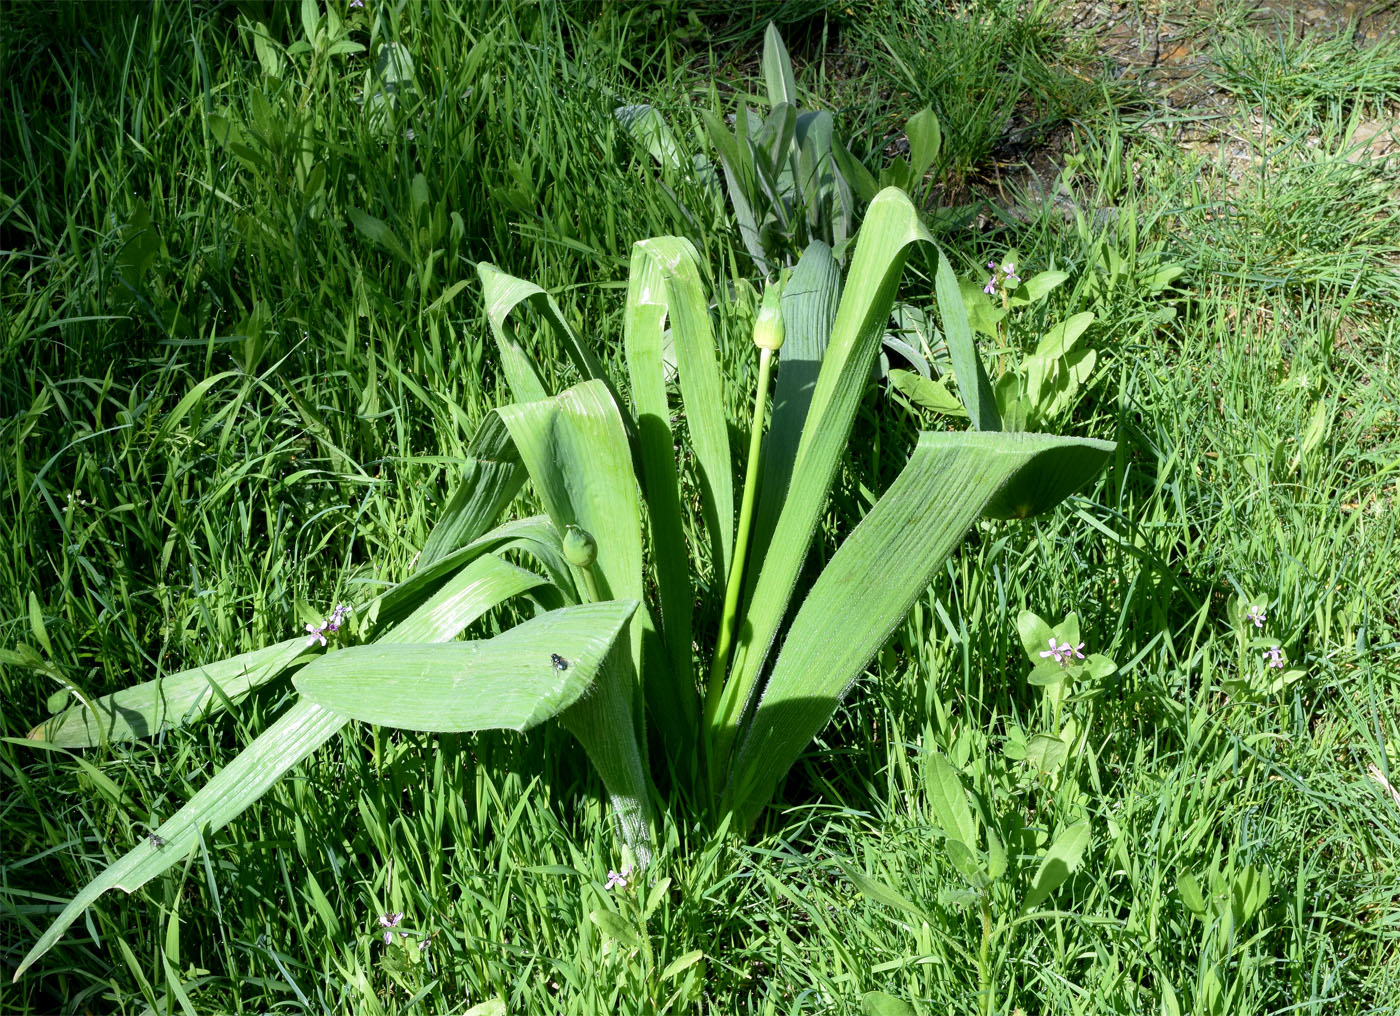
(703, 345, 775, 777)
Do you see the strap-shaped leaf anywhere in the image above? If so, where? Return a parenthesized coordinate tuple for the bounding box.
(701, 109, 767, 274)
(417, 412, 524, 569)
(626, 238, 746, 745)
(495, 381, 654, 854)
(26, 637, 313, 748)
(716, 189, 932, 765)
(727, 430, 1114, 826)
(762, 22, 796, 108)
(934, 252, 1000, 431)
(13, 551, 540, 981)
(745, 241, 840, 590)
(477, 263, 621, 412)
(294, 601, 638, 732)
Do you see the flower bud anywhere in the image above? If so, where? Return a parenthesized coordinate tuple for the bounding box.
(562, 525, 598, 567)
(752, 278, 785, 352)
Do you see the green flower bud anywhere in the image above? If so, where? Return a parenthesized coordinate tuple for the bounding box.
(562, 525, 598, 567)
(752, 277, 786, 352)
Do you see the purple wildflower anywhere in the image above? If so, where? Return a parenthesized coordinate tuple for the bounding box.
(984, 275, 998, 295)
(379, 911, 403, 944)
(605, 865, 633, 891)
(1246, 605, 1266, 629)
(1264, 646, 1285, 669)
(305, 603, 351, 646)
(1040, 638, 1069, 665)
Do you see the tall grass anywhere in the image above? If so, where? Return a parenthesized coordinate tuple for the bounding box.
(2, 1, 1399, 1013)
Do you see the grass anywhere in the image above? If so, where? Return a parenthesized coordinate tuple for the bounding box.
(2, 0, 1399, 1012)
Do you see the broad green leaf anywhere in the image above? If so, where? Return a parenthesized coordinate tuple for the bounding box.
(718, 189, 931, 765)
(347, 208, 410, 265)
(1027, 660, 1070, 686)
(476, 264, 619, 411)
(747, 241, 840, 590)
(1016, 610, 1054, 661)
(935, 253, 1000, 431)
(1176, 872, 1207, 915)
(417, 412, 524, 569)
(1020, 819, 1091, 914)
(496, 382, 645, 710)
(832, 136, 880, 206)
(905, 107, 941, 179)
(294, 601, 636, 732)
(615, 104, 686, 170)
(14, 548, 536, 979)
(661, 949, 705, 980)
(944, 837, 988, 888)
(922, 751, 978, 848)
(981, 433, 1112, 520)
(589, 908, 640, 948)
(1024, 733, 1070, 772)
(862, 991, 917, 1016)
(727, 430, 1114, 826)
(762, 23, 796, 108)
(959, 277, 1006, 339)
(888, 368, 966, 417)
(1031, 312, 1095, 360)
(28, 637, 312, 747)
(1011, 270, 1069, 305)
(495, 381, 654, 858)
(463, 1001, 506, 1016)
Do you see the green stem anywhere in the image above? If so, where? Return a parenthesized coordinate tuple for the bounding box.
(978, 895, 994, 1016)
(703, 345, 775, 781)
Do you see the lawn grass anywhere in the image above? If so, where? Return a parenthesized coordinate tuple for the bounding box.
(2, 1, 1399, 1013)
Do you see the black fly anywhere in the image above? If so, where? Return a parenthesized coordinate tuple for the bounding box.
(550, 653, 569, 671)
(148, 833, 166, 849)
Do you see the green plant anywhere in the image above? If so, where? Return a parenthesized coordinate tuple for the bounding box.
(617, 23, 940, 273)
(889, 255, 1097, 432)
(14, 189, 1112, 979)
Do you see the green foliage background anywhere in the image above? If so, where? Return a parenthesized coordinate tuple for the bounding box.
(2, 0, 1398, 1012)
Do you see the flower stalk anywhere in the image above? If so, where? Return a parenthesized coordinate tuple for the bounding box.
(704, 275, 785, 784)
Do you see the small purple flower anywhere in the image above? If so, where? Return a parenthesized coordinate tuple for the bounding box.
(379, 911, 403, 944)
(1246, 605, 1266, 629)
(1068, 641, 1085, 660)
(1040, 638, 1069, 665)
(350, 0, 364, 7)
(1264, 646, 1285, 669)
(605, 865, 632, 891)
(305, 604, 351, 646)
(1002, 262, 1020, 285)
(983, 275, 998, 295)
